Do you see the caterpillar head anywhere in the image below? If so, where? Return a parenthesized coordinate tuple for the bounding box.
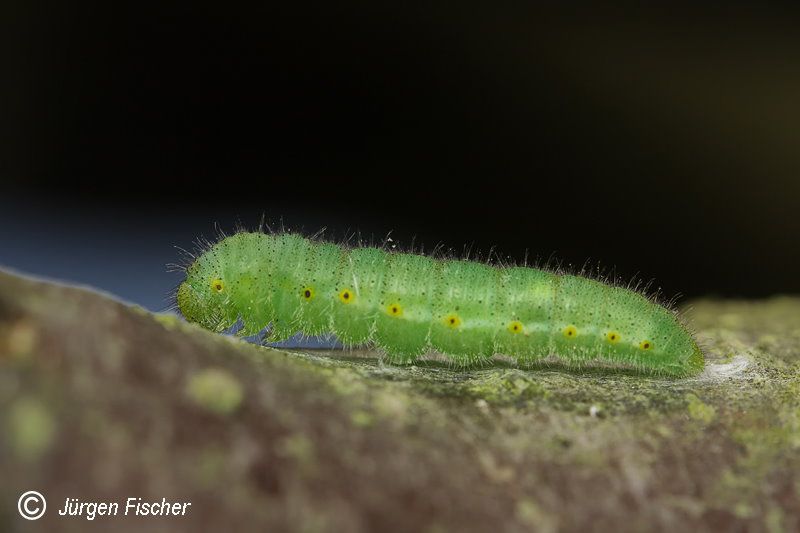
(176, 268, 231, 332)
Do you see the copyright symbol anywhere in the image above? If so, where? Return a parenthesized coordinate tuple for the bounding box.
(18, 491, 46, 520)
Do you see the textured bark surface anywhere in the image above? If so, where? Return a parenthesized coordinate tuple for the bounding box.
(1, 269, 799, 532)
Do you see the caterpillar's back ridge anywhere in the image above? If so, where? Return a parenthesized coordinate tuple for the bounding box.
(175, 230, 703, 377)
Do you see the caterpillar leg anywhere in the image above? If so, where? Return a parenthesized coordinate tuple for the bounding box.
(238, 324, 271, 346)
(221, 318, 245, 336)
(379, 343, 425, 365)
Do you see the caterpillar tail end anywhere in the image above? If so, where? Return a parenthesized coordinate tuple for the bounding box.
(683, 342, 705, 377)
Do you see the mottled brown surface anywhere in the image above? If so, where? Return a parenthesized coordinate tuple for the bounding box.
(1, 269, 799, 532)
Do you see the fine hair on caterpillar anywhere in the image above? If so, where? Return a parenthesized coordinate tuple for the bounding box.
(171, 224, 704, 377)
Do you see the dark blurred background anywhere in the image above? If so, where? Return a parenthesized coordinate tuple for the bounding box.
(2, 3, 799, 311)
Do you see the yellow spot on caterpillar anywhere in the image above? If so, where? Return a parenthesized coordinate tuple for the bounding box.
(338, 289, 354, 304)
(211, 279, 224, 293)
(639, 340, 653, 350)
(606, 331, 621, 344)
(301, 287, 315, 300)
(444, 313, 461, 329)
(387, 303, 403, 317)
(507, 321, 523, 334)
(563, 325, 578, 338)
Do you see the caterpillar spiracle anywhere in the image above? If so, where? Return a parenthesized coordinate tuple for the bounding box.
(175, 231, 704, 377)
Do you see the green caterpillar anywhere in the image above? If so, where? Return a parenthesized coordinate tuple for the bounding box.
(175, 231, 703, 377)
